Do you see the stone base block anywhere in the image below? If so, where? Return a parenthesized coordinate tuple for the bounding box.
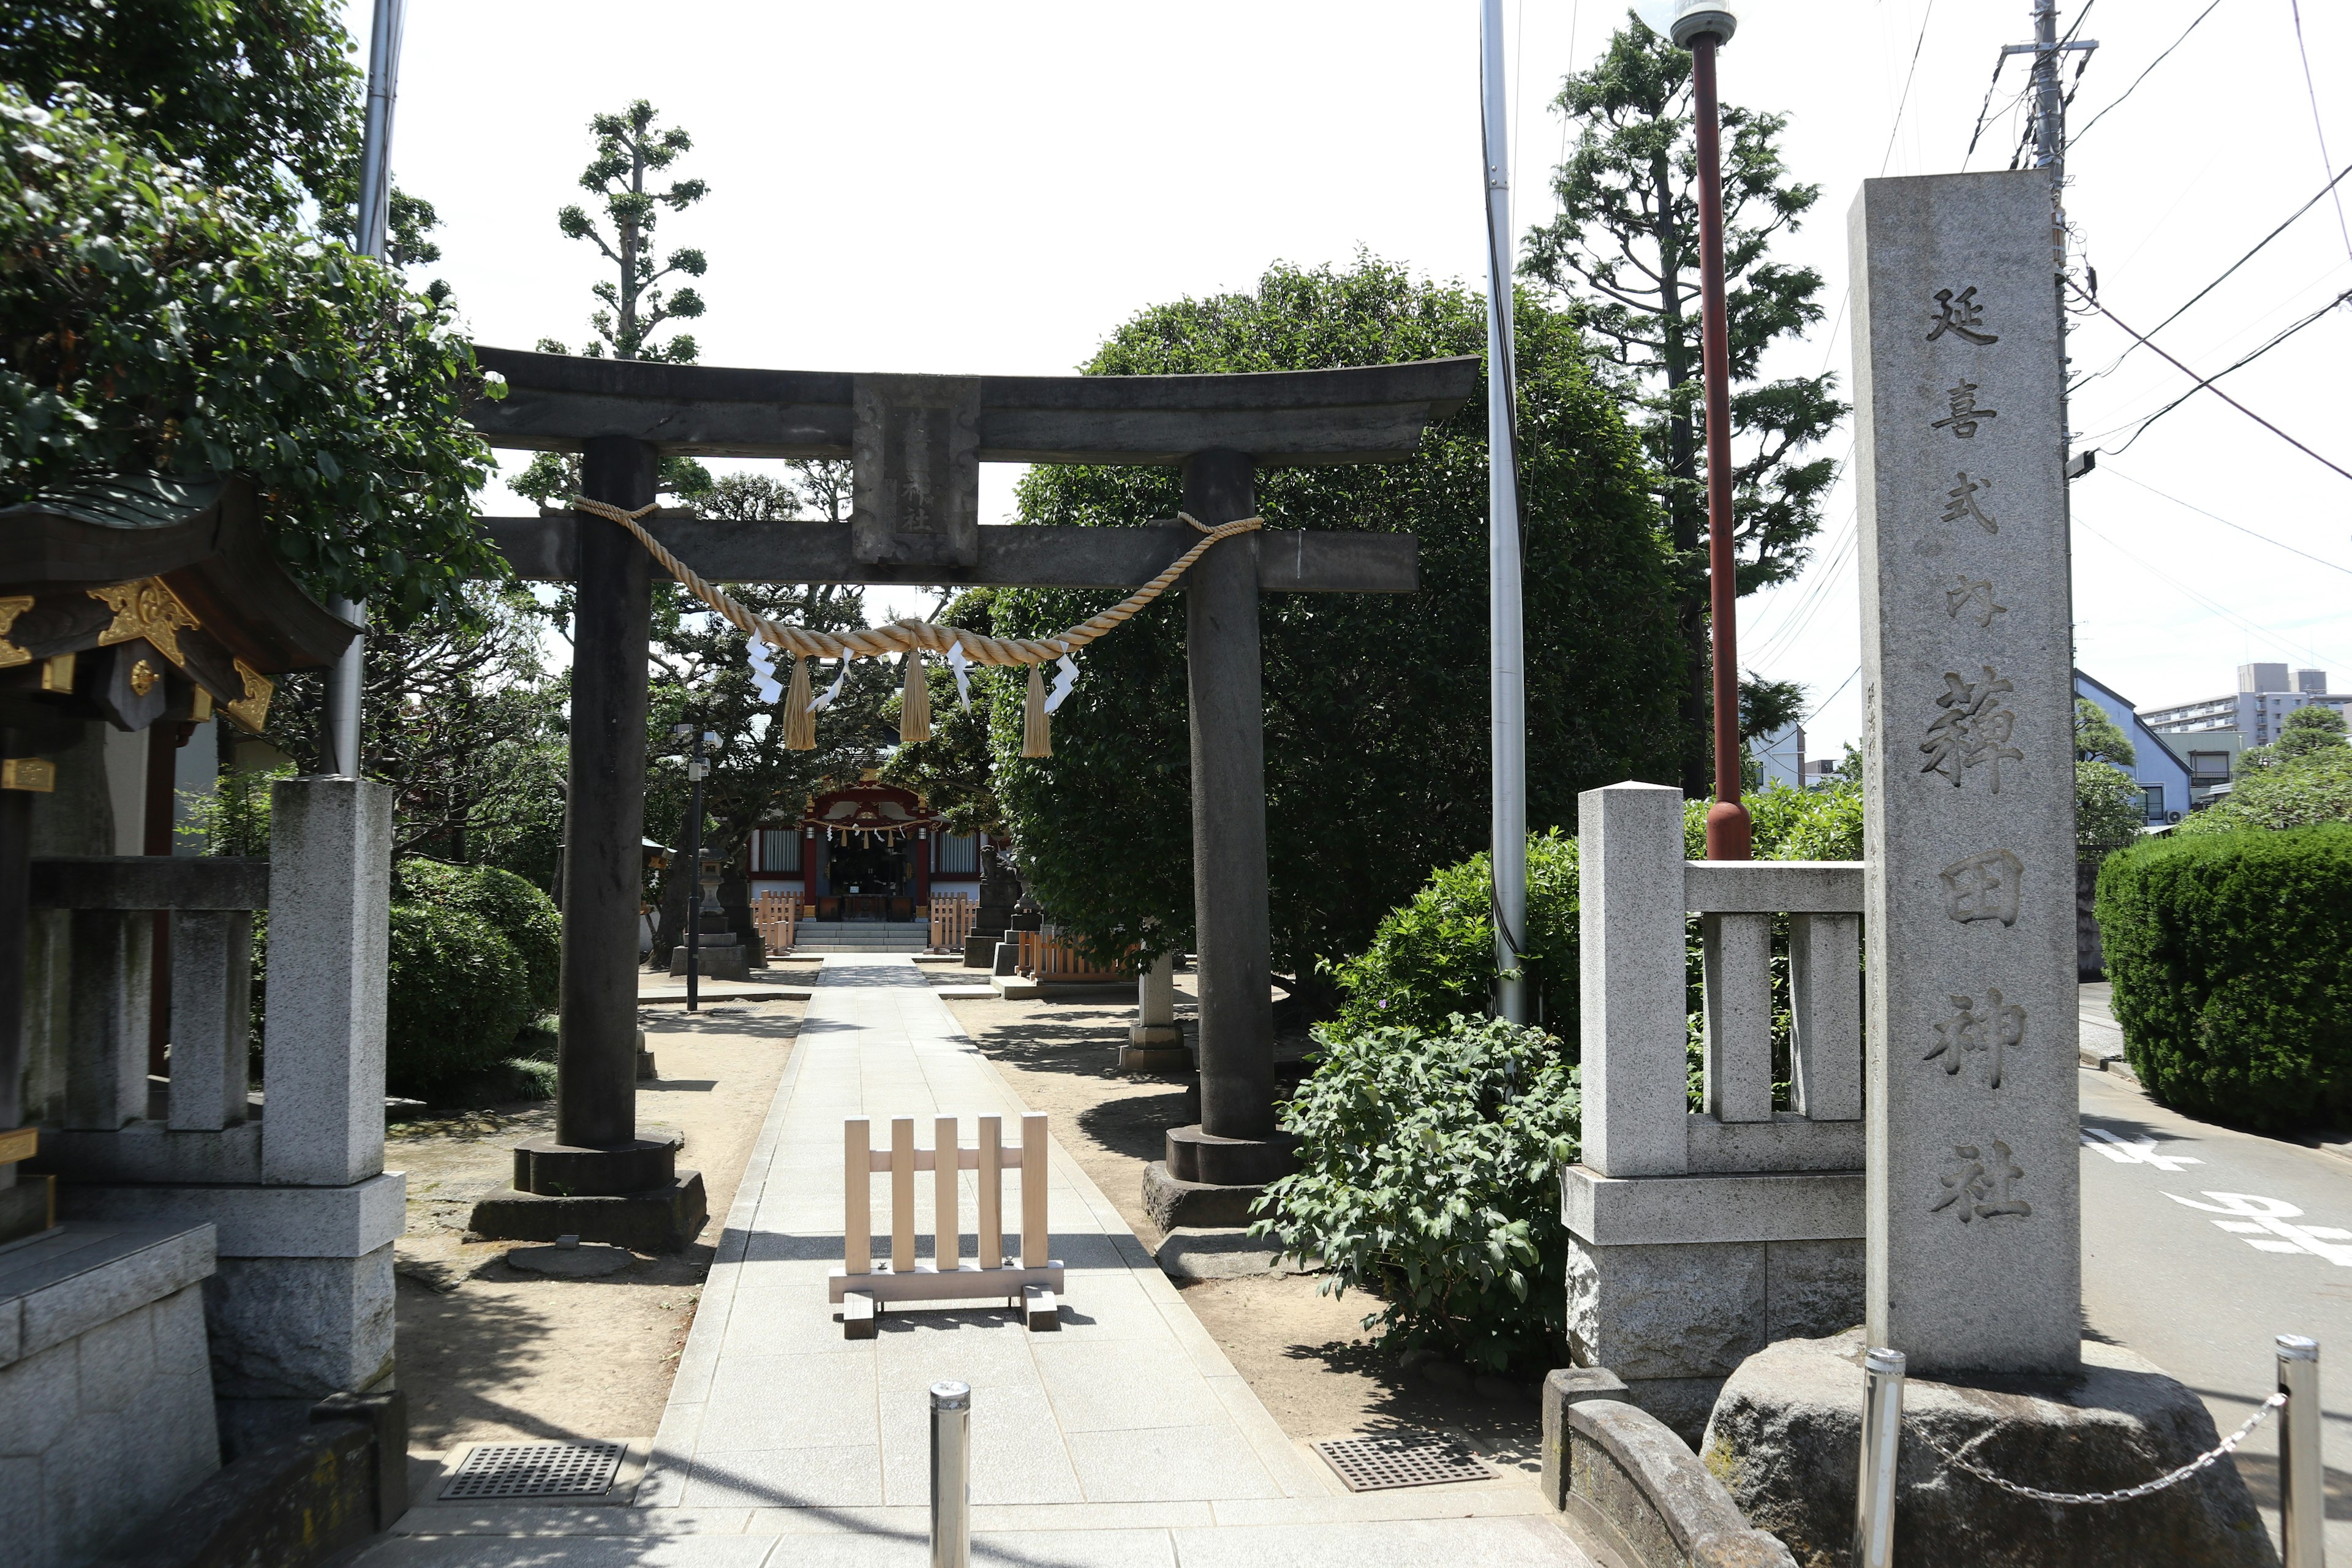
(513, 1133, 680, 1197)
(668, 944, 747, 981)
(1142, 1161, 1264, 1232)
(1154, 1227, 1314, 1283)
(1703, 1330, 2275, 1567)
(467, 1172, 707, 1252)
(205, 1246, 397, 1401)
(1129, 1023, 1181, 1047)
(1539, 1366, 1629, 1511)
(1562, 1396, 1798, 1568)
(1165, 1123, 1298, 1186)
(962, 933, 1001, 968)
(1567, 1234, 1861, 1445)
(1118, 1042, 1192, 1074)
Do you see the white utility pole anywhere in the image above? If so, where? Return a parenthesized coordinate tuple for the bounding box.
(1480, 0, 1529, 1024)
(325, 0, 408, 777)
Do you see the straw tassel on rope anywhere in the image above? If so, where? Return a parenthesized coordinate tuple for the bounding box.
(1022, 663, 1050, 758)
(899, 650, 932, 744)
(783, 652, 816, 751)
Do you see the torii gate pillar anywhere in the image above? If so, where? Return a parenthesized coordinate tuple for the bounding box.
(1173, 450, 1286, 1181)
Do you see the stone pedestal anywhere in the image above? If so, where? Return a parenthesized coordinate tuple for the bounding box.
(668, 930, 748, 982)
(1120, 950, 1188, 1072)
(1703, 1331, 2273, 1567)
(469, 1127, 706, 1251)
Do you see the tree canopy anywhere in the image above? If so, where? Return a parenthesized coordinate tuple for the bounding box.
(0, 88, 499, 622)
(540, 100, 708, 364)
(2075, 698, 2137, 766)
(978, 256, 1686, 990)
(1523, 17, 1842, 793)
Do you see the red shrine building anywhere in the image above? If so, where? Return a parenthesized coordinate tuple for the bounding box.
(746, 772, 985, 920)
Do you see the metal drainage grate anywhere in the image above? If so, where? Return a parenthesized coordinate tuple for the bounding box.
(1314, 1431, 1495, 1492)
(440, 1441, 625, 1500)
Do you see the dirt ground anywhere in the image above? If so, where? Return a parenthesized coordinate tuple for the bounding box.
(390, 993, 800, 1453)
(388, 957, 1542, 1477)
(941, 973, 1548, 1475)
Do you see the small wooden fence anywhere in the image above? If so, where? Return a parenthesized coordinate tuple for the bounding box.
(753, 889, 799, 956)
(831, 1112, 1064, 1337)
(1016, 930, 1134, 984)
(929, 892, 976, 954)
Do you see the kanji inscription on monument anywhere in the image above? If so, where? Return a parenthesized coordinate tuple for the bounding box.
(850, 373, 982, 568)
(1853, 170, 2079, 1376)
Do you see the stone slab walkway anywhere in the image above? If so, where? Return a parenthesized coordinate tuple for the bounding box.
(363, 957, 1591, 1567)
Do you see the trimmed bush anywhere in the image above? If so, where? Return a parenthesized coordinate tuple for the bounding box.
(394, 859, 561, 1016)
(2095, 826, 2352, 1129)
(1253, 1014, 1580, 1374)
(1325, 832, 1579, 1039)
(385, 904, 533, 1100)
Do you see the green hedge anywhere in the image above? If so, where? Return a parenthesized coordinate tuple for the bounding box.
(2096, 825, 2352, 1129)
(1253, 1014, 1580, 1374)
(394, 859, 561, 1016)
(385, 904, 533, 1100)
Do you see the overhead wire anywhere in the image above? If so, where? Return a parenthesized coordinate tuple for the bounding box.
(2067, 282, 2352, 484)
(2096, 286, 2352, 454)
(2074, 514, 2352, 673)
(2098, 464, 2352, 580)
(2289, 0, 2352, 268)
(2070, 0, 2223, 146)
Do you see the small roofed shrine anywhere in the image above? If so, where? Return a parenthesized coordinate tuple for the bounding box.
(747, 774, 984, 922)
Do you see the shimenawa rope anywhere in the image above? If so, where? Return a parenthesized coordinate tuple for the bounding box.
(570, 496, 1263, 755)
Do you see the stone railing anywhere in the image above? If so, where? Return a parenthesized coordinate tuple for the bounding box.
(1564, 782, 1864, 1443)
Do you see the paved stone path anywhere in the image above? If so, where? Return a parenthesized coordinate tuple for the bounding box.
(363, 957, 1591, 1566)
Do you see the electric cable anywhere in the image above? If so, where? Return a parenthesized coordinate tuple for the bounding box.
(2075, 514, 2352, 673)
(2066, 281, 2352, 484)
(2098, 464, 2352, 581)
(1880, 0, 1936, 177)
(2070, 0, 2223, 145)
(2290, 0, 2352, 268)
(2096, 286, 2351, 454)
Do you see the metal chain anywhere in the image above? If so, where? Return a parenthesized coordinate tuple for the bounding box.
(1910, 1392, 2284, 1506)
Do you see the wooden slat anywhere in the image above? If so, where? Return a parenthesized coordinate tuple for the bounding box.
(1020, 1112, 1049, 1268)
(480, 519, 1419, 594)
(978, 1114, 1003, 1269)
(843, 1118, 870, 1276)
(934, 1115, 960, 1270)
(890, 1117, 916, 1273)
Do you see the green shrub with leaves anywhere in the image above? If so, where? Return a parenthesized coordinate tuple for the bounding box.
(2177, 747, 2352, 837)
(1253, 1014, 1580, 1373)
(394, 859, 562, 1016)
(0, 89, 498, 621)
(2096, 826, 2352, 1130)
(383, 904, 533, 1101)
(1326, 832, 1580, 1038)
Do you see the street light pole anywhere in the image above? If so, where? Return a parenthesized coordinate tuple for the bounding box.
(1479, 0, 1529, 1022)
(1674, 2, 1750, 861)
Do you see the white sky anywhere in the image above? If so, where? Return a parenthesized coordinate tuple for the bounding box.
(370, 0, 2352, 763)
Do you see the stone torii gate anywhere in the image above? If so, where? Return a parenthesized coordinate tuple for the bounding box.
(463, 347, 1477, 1246)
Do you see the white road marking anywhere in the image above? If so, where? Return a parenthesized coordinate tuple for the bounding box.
(2162, 1191, 2352, 1266)
(2081, 1126, 2203, 1171)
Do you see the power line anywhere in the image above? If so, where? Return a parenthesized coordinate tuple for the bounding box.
(2097, 285, 2352, 453)
(2078, 160, 2352, 390)
(2067, 281, 2352, 484)
(1880, 1, 1936, 176)
(2099, 463, 2352, 579)
(2074, 514, 2352, 674)
(1804, 665, 1860, 724)
(2290, 0, 2352, 268)
(2069, 0, 2222, 145)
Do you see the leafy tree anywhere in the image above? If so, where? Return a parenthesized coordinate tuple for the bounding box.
(1523, 17, 1843, 794)
(0, 0, 361, 211)
(2177, 747, 2352, 837)
(260, 586, 570, 882)
(880, 588, 1005, 841)
(2078, 761, 2146, 848)
(2262, 704, 2348, 764)
(2075, 697, 2137, 766)
(640, 469, 888, 962)
(984, 257, 1685, 993)
(539, 100, 707, 363)
(0, 89, 499, 621)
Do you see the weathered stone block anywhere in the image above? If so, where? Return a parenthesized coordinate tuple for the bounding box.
(1567, 1238, 1765, 1382)
(1762, 1239, 1862, 1343)
(7, 1223, 215, 1363)
(1142, 1161, 1262, 1231)
(1541, 1366, 1629, 1509)
(1566, 1167, 1863, 1246)
(74, 1302, 157, 1413)
(1564, 1396, 1798, 1568)
(61, 1173, 405, 1257)
(1580, 783, 1691, 1178)
(1703, 1330, 2275, 1567)
(203, 1245, 395, 1400)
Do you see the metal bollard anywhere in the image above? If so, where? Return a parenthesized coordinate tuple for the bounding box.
(1853, 1346, 1906, 1568)
(2278, 1336, 2323, 1568)
(929, 1380, 971, 1568)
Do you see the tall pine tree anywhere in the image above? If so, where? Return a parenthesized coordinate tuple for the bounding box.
(1523, 18, 1842, 796)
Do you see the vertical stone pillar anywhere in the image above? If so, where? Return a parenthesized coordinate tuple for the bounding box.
(167, 910, 252, 1131)
(260, 777, 390, 1186)
(1578, 782, 1689, 1178)
(64, 910, 150, 1131)
(559, 436, 657, 1154)
(1178, 449, 1280, 1166)
(1853, 170, 2079, 1376)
